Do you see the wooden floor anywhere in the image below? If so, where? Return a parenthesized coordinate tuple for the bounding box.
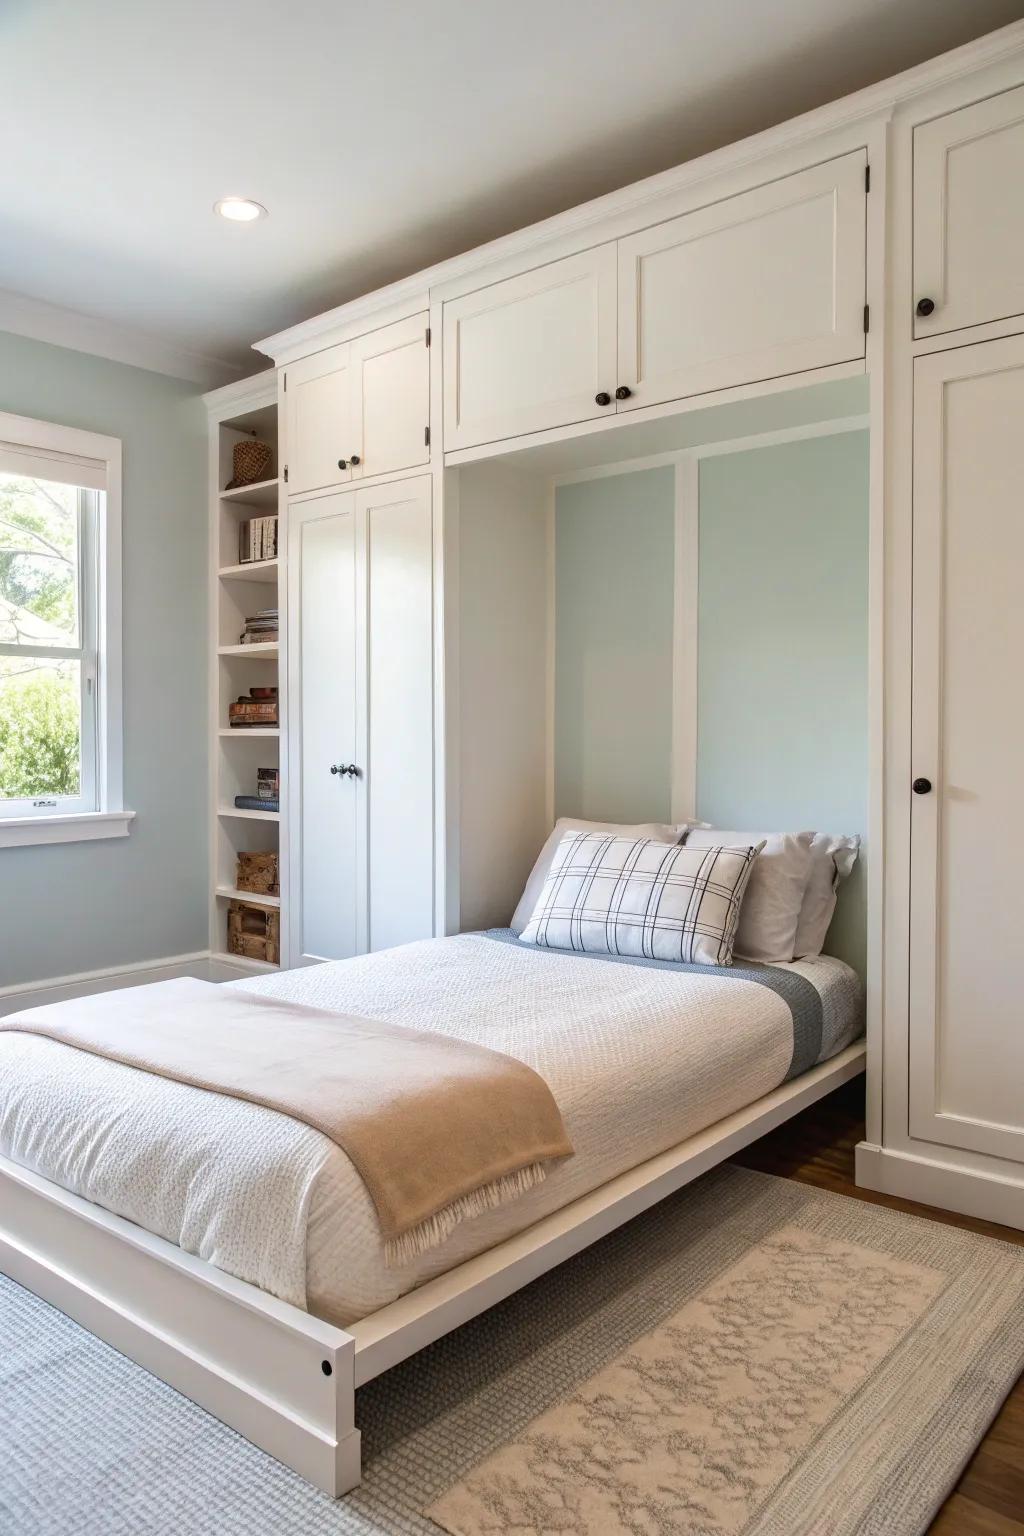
(736, 1078, 1024, 1535)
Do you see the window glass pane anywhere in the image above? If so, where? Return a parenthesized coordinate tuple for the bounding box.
(0, 472, 79, 646)
(0, 656, 81, 801)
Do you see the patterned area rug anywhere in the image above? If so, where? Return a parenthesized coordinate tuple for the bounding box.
(2, 1166, 1022, 1536)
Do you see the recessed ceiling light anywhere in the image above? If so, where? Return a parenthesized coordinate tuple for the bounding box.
(214, 197, 267, 223)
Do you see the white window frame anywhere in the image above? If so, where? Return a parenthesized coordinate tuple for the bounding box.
(0, 411, 132, 848)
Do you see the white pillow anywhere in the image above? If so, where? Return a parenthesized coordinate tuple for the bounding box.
(793, 833, 861, 958)
(519, 831, 763, 967)
(684, 829, 814, 963)
(510, 818, 689, 936)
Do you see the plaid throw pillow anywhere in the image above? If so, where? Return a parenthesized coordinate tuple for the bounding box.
(519, 831, 763, 967)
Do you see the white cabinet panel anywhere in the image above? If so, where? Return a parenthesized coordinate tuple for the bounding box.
(288, 478, 434, 964)
(443, 245, 618, 450)
(909, 335, 1024, 1164)
(617, 152, 866, 409)
(359, 479, 434, 948)
(289, 493, 360, 964)
(284, 343, 354, 496)
(914, 85, 1024, 340)
(350, 313, 430, 480)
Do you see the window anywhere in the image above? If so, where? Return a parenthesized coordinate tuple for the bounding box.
(0, 412, 130, 847)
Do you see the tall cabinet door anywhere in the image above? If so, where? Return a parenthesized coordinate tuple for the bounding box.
(616, 152, 866, 409)
(909, 334, 1024, 1164)
(443, 244, 618, 451)
(289, 491, 361, 964)
(356, 477, 434, 949)
(284, 343, 355, 496)
(914, 84, 1024, 340)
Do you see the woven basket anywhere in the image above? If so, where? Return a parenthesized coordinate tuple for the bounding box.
(227, 437, 273, 489)
(236, 850, 279, 896)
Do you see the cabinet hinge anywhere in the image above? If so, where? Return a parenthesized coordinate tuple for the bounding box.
(283, 464, 289, 484)
(424, 425, 431, 448)
(425, 326, 431, 348)
(865, 164, 870, 194)
(863, 304, 870, 334)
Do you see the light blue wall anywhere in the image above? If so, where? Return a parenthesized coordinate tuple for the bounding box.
(555, 466, 675, 823)
(696, 432, 869, 969)
(0, 330, 208, 987)
(551, 430, 869, 968)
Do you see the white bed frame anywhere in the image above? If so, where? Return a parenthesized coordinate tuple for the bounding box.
(0, 1040, 864, 1496)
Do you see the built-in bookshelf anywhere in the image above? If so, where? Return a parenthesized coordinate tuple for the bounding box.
(204, 375, 284, 972)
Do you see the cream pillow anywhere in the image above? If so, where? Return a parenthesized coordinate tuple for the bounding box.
(683, 829, 815, 963)
(510, 817, 689, 936)
(793, 833, 861, 957)
(520, 832, 763, 966)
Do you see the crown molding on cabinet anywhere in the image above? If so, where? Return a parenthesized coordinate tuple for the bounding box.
(254, 20, 1024, 368)
(0, 286, 243, 389)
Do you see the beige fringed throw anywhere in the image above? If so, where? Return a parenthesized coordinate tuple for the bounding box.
(0, 977, 573, 1267)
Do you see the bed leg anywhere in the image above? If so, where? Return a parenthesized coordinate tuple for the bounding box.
(323, 1333, 362, 1497)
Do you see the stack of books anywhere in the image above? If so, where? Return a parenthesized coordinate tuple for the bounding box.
(239, 514, 278, 563)
(234, 768, 280, 815)
(228, 687, 278, 728)
(239, 608, 278, 645)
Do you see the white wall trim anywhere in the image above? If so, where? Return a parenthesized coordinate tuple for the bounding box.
(0, 286, 240, 390)
(671, 457, 700, 822)
(0, 810, 134, 850)
(855, 1141, 1024, 1231)
(0, 951, 218, 1016)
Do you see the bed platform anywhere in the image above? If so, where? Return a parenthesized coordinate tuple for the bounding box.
(0, 1038, 864, 1496)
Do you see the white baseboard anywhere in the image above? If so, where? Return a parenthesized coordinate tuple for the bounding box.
(0, 951, 233, 1016)
(856, 1140, 1024, 1231)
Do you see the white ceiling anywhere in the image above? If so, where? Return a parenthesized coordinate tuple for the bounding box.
(2, 0, 1022, 380)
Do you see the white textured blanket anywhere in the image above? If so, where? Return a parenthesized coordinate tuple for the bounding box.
(0, 933, 863, 1324)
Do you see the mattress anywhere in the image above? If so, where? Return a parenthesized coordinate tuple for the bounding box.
(0, 932, 863, 1326)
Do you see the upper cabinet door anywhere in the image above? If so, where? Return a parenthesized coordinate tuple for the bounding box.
(914, 85, 1024, 340)
(284, 342, 354, 495)
(349, 313, 430, 480)
(617, 152, 867, 411)
(443, 245, 618, 451)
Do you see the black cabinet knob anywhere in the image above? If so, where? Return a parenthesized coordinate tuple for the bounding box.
(349, 455, 361, 465)
(595, 392, 612, 407)
(615, 385, 632, 400)
(912, 777, 932, 795)
(916, 298, 935, 317)
(337, 458, 348, 470)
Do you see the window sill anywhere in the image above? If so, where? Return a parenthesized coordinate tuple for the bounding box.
(0, 810, 136, 849)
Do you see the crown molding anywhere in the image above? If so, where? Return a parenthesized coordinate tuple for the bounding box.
(254, 18, 1024, 365)
(202, 370, 277, 418)
(0, 287, 242, 389)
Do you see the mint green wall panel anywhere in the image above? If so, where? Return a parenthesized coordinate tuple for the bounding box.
(555, 466, 675, 823)
(697, 431, 869, 968)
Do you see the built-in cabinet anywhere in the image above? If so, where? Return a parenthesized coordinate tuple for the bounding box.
(913, 83, 1024, 339)
(284, 312, 430, 494)
(442, 245, 618, 450)
(443, 153, 867, 451)
(234, 21, 1024, 1228)
(287, 477, 434, 966)
(617, 152, 867, 409)
(908, 334, 1024, 1168)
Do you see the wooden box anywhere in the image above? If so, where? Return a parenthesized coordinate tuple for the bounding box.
(236, 850, 279, 896)
(227, 901, 280, 965)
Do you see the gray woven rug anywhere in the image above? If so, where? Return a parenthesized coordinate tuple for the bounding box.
(2, 1165, 1022, 1536)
